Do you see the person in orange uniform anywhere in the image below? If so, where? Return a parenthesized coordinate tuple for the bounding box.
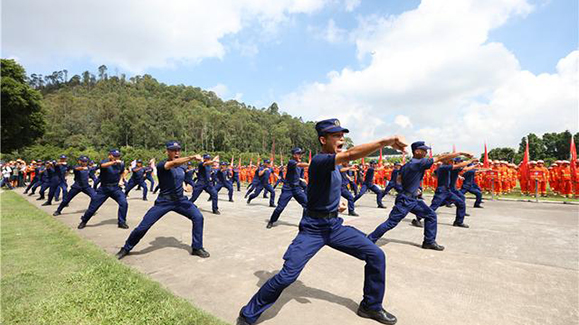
(528, 161, 542, 195)
(535, 160, 549, 196)
(488, 161, 501, 195)
(559, 161, 573, 198)
(549, 162, 558, 194)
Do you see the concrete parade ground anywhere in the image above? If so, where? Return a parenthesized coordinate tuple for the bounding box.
(14, 187, 579, 325)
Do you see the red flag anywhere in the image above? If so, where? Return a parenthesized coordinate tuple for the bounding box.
(361, 157, 365, 165)
(238, 157, 241, 168)
(379, 148, 383, 166)
(309, 150, 312, 162)
(452, 144, 456, 153)
(483, 143, 489, 168)
(571, 136, 577, 181)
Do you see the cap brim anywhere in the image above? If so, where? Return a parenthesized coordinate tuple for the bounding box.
(417, 145, 431, 150)
(322, 126, 350, 134)
(167, 146, 181, 150)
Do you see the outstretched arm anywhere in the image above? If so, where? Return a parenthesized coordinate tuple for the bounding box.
(433, 152, 473, 164)
(335, 135, 407, 165)
(165, 155, 202, 170)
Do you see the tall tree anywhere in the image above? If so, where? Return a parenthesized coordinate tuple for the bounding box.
(98, 65, 108, 81)
(1, 59, 45, 152)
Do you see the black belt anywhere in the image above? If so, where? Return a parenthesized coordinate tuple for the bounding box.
(158, 194, 183, 201)
(305, 210, 338, 219)
(401, 191, 418, 198)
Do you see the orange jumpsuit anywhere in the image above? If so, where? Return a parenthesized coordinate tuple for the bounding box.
(560, 166, 572, 196)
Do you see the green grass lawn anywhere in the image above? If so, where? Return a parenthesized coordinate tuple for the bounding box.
(1, 191, 228, 325)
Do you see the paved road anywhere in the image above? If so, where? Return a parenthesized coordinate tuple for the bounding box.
(16, 186, 579, 325)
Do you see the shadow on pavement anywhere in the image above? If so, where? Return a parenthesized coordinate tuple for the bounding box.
(269, 220, 299, 228)
(85, 218, 119, 227)
(375, 237, 421, 248)
(253, 270, 359, 324)
(132, 236, 190, 255)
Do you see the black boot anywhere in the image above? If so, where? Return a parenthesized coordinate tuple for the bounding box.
(118, 223, 129, 229)
(357, 304, 397, 325)
(236, 311, 251, 325)
(411, 219, 423, 228)
(77, 221, 87, 229)
(421, 241, 445, 251)
(116, 248, 130, 260)
(191, 248, 210, 258)
(453, 222, 469, 228)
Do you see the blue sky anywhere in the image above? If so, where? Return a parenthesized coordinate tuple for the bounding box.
(3, 0, 578, 153)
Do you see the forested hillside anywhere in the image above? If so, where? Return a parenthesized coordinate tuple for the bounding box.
(35, 68, 322, 155)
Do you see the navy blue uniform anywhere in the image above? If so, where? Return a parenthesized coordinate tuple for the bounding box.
(33, 167, 49, 197)
(384, 169, 402, 195)
(245, 168, 261, 198)
(45, 164, 62, 204)
(144, 167, 155, 191)
(214, 169, 234, 201)
(268, 160, 307, 224)
(38, 167, 51, 198)
(354, 167, 386, 207)
(55, 166, 96, 214)
(88, 166, 98, 187)
(247, 167, 275, 206)
(184, 167, 195, 188)
(81, 159, 128, 226)
(125, 166, 148, 200)
(340, 166, 356, 214)
(190, 162, 218, 212)
(240, 153, 386, 324)
(232, 167, 241, 191)
(347, 169, 358, 195)
(460, 169, 483, 207)
(24, 166, 41, 194)
(429, 165, 466, 225)
(273, 166, 285, 189)
(123, 160, 205, 252)
(52, 163, 68, 201)
(368, 158, 438, 244)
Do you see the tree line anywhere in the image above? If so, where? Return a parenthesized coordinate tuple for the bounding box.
(484, 131, 579, 165)
(3, 60, 360, 163)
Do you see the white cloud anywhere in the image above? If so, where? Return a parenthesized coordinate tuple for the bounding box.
(280, 0, 578, 154)
(324, 19, 348, 43)
(394, 115, 412, 128)
(309, 19, 348, 43)
(344, 0, 361, 12)
(208, 84, 244, 101)
(2, 0, 329, 73)
(208, 83, 230, 98)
